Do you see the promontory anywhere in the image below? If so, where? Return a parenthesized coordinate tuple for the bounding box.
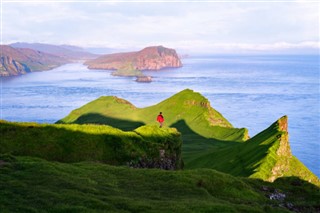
(85, 46, 182, 71)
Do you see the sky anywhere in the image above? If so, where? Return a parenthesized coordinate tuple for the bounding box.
(1, 0, 319, 54)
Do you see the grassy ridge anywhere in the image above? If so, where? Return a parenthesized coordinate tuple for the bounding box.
(56, 89, 319, 185)
(0, 121, 182, 168)
(1, 155, 319, 212)
(185, 116, 320, 186)
(57, 89, 248, 142)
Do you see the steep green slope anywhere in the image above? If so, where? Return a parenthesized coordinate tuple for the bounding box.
(57, 89, 248, 142)
(1, 155, 319, 212)
(185, 116, 320, 186)
(0, 121, 182, 169)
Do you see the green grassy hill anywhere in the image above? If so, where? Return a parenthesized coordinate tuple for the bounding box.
(0, 121, 182, 169)
(57, 89, 248, 142)
(57, 89, 319, 186)
(185, 116, 319, 185)
(1, 89, 320, 212)
(1, 154, 319, 212)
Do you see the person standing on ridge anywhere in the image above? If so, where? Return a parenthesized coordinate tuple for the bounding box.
(157, 112, 164, 128)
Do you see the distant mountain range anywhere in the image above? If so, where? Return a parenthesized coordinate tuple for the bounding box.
(10, 42, 98, 61)
(85, 45, 182, 71)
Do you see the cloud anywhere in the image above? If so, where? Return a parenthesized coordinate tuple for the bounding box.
(2, 1, 319, 54)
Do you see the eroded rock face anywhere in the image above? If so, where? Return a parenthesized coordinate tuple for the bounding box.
(269, 116, 292, 182)
(127, 150, 180, 170)
(0, 56, 29, 76)
(85, 46, 182, 71)
(0, 45, 68, 77)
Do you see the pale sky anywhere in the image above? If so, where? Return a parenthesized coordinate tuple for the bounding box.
(1, 0, 319, 54)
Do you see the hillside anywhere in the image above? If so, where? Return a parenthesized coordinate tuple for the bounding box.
(185, 116, 320, 185)
(0, 45, 68, 77)
(57, 89, 319, 186)
(85, 45, 182, 71)
(1, 155, 319, 212)
(0, 121, 182, 169)
(57, 89, 247, 142)
(10, 42, 98, 61)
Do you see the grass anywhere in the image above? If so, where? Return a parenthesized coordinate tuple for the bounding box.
(1, 154, 319, 212)
(184, 116, 320, 186)
(1, 89, 319, 212)
(56, 89, 319, 185)
(57, 89, 248, 142)
(0, 121, 182, 169)
(111, 62, 144, 77)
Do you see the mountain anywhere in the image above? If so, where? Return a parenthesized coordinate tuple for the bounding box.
(57, 89, 319, 186)
(85, 45, 182, 71)
(10, 42, 98, 61)
(0, 45, 68, 77)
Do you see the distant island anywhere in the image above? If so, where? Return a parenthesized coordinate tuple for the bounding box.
(85, 45, 182, 82)
(85, 45, 182, 71)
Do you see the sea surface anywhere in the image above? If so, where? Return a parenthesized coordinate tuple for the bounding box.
(1, 55, 319, 177)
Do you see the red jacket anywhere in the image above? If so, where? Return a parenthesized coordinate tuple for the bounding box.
(157, 114, 164, 122)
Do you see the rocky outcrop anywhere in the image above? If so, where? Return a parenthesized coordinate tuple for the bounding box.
(0, 56, 30, 76)
(136, 76, 152, 83)
(268, 116, 292, 182)
(85, 46, 182, 71)
(0, 45, 68, 77)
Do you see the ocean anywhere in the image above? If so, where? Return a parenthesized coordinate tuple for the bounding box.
(1, 55, 319, 177)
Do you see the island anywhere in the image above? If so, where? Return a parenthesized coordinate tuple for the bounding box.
(135, 76, 152, 83)
(85, 45, 182, 71)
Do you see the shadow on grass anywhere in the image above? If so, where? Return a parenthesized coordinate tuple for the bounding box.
(58, 113, 145, 131)
(0, 121, 172, 165)
(170, 119, 239, 146)
(170, 120, 274, 178)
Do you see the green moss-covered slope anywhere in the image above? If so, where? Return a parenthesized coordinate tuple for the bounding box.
(1, 155, 319, 213)
(56, 89, 319, 186)
(57, 89, 248, 142)
(0, 121, 182, 169)
(185, 116, 320, 186)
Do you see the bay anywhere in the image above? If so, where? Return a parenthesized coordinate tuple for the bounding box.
(1, 55, 319, 177)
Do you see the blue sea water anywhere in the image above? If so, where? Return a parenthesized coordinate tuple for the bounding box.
(1, 55, 319, 177)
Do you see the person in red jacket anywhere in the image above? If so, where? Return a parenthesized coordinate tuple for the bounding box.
(157, 112, 164, 128)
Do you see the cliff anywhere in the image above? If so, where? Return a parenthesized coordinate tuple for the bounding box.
(0, 55, 30, 76)
(85, 45, 182, 71)
(0, 45, 69, 77)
